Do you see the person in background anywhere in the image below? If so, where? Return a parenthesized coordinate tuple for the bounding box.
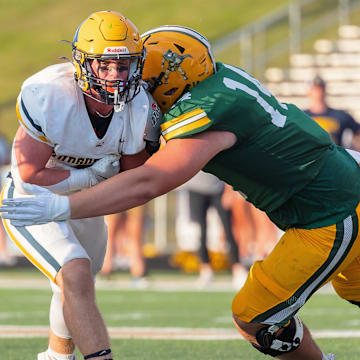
(101, 207, 148, 288)
(177, 171, 247, 289)
(225, 189, 279, 266)
(304, 75, 360, 147)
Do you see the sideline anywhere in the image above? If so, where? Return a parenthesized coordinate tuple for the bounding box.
(0, 278, 336, 293)
(0, 325, 357, 340)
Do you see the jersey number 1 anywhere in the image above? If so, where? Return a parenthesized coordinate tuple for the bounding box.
(222, 64, 287, 128)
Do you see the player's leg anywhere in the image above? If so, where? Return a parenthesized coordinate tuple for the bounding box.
(55, 258, 111, 359)
(2, 203, 78, 357)
(332, 255, 360, 308)
(250, 205, 279, 260)
(124, 206, 148, 288)
(63, 217, 111, 359)
(40, 282, 76, 360)
(329, 203, 360, 310)
(211, 191, 247, 289)
(331, 203, 360, 309)
(2, 180, 112, 360)
(231, 196, 257, 263)
(101, 213, 125, 276)
(233, 315, 325, 359)
(232, 210, 360, 359)
(37, 329, 75, 360)
(189, 191, 213, 285)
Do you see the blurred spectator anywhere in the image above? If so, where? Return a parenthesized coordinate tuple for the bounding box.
(229, 193, 279, 265)
(304, 75, 360, 147)
(351, 131, 360, 152)
(176, 171, 247, 289)
(101, 206, 148, 288)
(0, 134, 14, 266)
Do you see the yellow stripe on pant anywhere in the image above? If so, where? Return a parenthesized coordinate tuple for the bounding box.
(232, 206, 360, 325)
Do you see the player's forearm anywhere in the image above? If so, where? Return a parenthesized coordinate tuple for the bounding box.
(68, 165, 160, 219)
(20, 167, 70, 186)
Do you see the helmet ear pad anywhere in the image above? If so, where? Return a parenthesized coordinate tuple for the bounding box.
(141, 26, 216, 113)
(73, 51, 90, 92)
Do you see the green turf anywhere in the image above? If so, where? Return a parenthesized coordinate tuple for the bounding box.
(0, 287, 357, 329)
(0, 337, 359, 360)
(0, 286, 359, 358)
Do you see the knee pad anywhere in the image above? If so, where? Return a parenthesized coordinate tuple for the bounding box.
(252, 315, 303, 357)
(349, 300, 360, 308)
(49, 285, 72, 339)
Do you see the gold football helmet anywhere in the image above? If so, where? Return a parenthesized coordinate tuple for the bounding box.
(141, 26, 216, 113)
(72, 11, 145, 111)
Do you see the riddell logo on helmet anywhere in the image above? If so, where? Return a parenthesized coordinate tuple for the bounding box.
(104, 46, 129, 54)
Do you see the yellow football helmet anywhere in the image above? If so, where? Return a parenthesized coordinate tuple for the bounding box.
(72, 11, 145, 111)
(141, 26, 216, 113)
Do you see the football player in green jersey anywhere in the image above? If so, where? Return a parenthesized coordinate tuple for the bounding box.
(3, 26, 360, 360)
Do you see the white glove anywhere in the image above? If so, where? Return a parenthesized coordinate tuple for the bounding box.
(85, 154, 120, 186)
(1, 183, 70, 226)
(65, 154, 120, 192)
(45, 154, 121, 194)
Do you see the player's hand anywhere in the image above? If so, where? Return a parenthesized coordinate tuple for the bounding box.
(0, 183, 70, 226)
(87, 154, 120, 186)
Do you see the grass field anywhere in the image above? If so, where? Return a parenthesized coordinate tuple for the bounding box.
(0, 269, 359, 359)
(2, 338, 360, 360)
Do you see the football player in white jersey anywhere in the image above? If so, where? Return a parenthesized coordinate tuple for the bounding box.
(1, 11, 161, 360)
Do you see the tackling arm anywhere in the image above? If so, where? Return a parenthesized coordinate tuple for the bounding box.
(120, 148, 151, 171)
(0, 130, 236, 224)
(69, 130, 236, 218)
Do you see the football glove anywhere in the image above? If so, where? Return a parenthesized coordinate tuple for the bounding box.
(86, 154, 120, 186)
(1, 183, 70, 226)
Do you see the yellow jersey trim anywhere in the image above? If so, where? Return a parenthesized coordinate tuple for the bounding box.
(16, 101, 49, 144)
(161, 108, 205, 132)
(163, 116, 211, 142)
(0, 183, 56, 283)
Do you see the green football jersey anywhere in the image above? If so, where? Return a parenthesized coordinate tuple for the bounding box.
(160, 62, 360, 229)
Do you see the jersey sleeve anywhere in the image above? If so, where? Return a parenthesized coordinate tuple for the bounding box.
(344, 111, 360, 132)
(160, 107, 213, 142)
(16, 87, 53, 146)
(121, 89, 161, 155)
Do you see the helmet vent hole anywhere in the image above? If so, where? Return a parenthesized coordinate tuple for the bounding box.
(148, 42, 159, 45)
(164, 87, 178, 96)
(174, 43, 185, 53)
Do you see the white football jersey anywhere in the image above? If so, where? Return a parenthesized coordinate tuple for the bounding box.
(4, 64, 162, 292)
(15, 62, 160, 169)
